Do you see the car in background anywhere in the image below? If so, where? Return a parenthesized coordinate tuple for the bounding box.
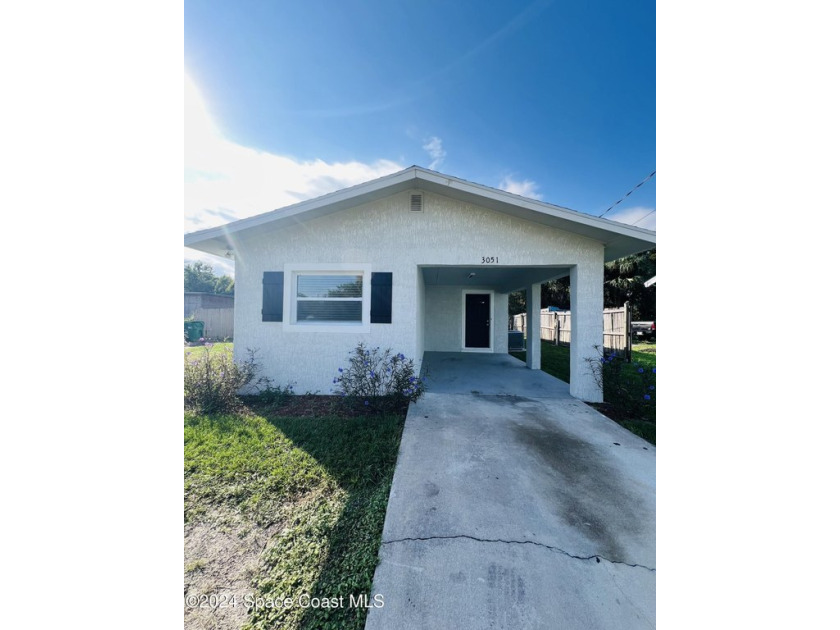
(632, 320, 655, 341)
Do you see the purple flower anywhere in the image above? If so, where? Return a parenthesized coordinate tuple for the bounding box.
(644, 394, 651, 400)
(332, 378, 338, 384)
(399, 353, 405, 360)
(338, 368, 343, 372)
(364, 400, 369, 406)
(370, 371, 376, 378)
(649, 385, 655, 390)
(652, 367, 656, 373)
(638, 368, 644, 373)
(409, 376, 415, 382)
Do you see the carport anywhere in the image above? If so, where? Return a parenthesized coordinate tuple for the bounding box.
(418, 262, 602, 401)
(420, 351, 572, 397)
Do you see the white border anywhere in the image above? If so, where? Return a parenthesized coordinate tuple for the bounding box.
(283, 263, 372, 333)
(462, 289, 494, 352)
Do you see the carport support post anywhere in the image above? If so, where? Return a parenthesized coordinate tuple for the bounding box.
(570, 262, 604, 402)
(525, 283, 541, 370)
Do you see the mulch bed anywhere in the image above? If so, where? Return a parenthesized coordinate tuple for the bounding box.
(241, 394, 410, 419)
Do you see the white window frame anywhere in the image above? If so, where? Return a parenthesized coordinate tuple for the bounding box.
(283, 263, 371, 333)
(462, 289, 494, 352)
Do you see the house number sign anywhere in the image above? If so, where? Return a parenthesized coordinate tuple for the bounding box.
(481, 257, 499, 264)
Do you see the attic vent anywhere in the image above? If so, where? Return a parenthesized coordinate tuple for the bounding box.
(410, 193, 423, 212)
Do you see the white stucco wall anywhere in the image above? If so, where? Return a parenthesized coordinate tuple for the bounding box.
(415, 267, 426, 359)
(494, 292, 509, 352)
(232, 189, 606, 395)
(570, 261, 605, 401)
(423, 285, 461, 352)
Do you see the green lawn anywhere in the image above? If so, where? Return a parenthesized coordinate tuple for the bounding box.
(184, 408, 404, 630)
(510, 340, 656, 444)
(184, 341, 233, 359)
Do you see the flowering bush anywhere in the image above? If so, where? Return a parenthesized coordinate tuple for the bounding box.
(184, 345, 261, 414)
(333, 343, 426, 413)
(587, 346, 656, 421)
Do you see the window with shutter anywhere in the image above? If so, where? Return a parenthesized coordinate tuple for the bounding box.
(282, 264, 376, 333)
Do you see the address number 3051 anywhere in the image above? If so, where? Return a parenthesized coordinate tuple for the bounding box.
(481, 256, 499, 264)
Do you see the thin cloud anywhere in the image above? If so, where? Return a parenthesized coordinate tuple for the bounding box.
(606, 205, 656, 230)
(499, 175, 543, 200)
(184, 72, 404, 235)
(422, 136, 446, 170)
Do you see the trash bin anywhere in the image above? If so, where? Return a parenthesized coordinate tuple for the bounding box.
(184, 321, 205, 342)
(508, 330, 524, 351)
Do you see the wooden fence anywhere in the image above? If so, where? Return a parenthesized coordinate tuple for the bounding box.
(509, 302, 632, 359)
(187, 307, 234, 341)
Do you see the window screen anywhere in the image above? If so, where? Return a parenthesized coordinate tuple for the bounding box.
(295, 274, 363, 323)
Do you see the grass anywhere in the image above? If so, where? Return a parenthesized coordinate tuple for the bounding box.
(184, 341, 233, 360)
(184, 408, 405, 630)
(510, 340, 656, 444)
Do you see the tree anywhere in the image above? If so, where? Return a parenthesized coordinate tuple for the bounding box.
(603, 249, 655, 320)
(507, 249, 656, 321)
(184, 261, 235, 295)
(213, 274, 235, 296)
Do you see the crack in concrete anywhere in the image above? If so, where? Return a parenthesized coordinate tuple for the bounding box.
(382, 534, 655, 572)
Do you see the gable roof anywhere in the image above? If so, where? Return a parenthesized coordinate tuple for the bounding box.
(184, 165, 655, 261)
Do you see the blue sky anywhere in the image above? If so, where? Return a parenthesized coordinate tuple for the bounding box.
(185, 0, 655, 273)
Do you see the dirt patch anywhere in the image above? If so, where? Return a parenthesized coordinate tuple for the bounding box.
(184, 506, 282, 630)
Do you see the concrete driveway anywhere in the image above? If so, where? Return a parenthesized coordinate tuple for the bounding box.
(365, 352, 655, 630)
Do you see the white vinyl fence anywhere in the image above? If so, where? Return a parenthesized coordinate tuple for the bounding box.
(509, 302, 631, 359)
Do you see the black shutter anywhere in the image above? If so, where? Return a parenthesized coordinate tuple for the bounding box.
(262, 272, 284, 322)
(370, 272, 392, 324)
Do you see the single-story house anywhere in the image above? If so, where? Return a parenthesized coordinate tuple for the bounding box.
(184, 166, 655, 402)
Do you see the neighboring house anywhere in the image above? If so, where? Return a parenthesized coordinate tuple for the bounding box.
(184, 166, 655, 402)
(644, 275, 657, 287)
(184, 292, 234, 340)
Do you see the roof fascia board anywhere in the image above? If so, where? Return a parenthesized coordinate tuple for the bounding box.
(411, 167, 654, 242)
(184, 166, 655, 260)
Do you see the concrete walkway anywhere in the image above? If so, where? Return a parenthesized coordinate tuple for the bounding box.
(365, 352, 655, 630)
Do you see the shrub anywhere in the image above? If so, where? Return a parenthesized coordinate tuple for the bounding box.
(184, 345, 261, 414)
(333, 343, 426, 413)
(587, 346, 656, 421)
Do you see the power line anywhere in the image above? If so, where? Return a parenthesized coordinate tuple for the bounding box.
(630, 208, 656, 226)
(599, 170, 656, 218)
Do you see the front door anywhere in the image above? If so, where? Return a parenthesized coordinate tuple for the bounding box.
(464, 292, 491, 350)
